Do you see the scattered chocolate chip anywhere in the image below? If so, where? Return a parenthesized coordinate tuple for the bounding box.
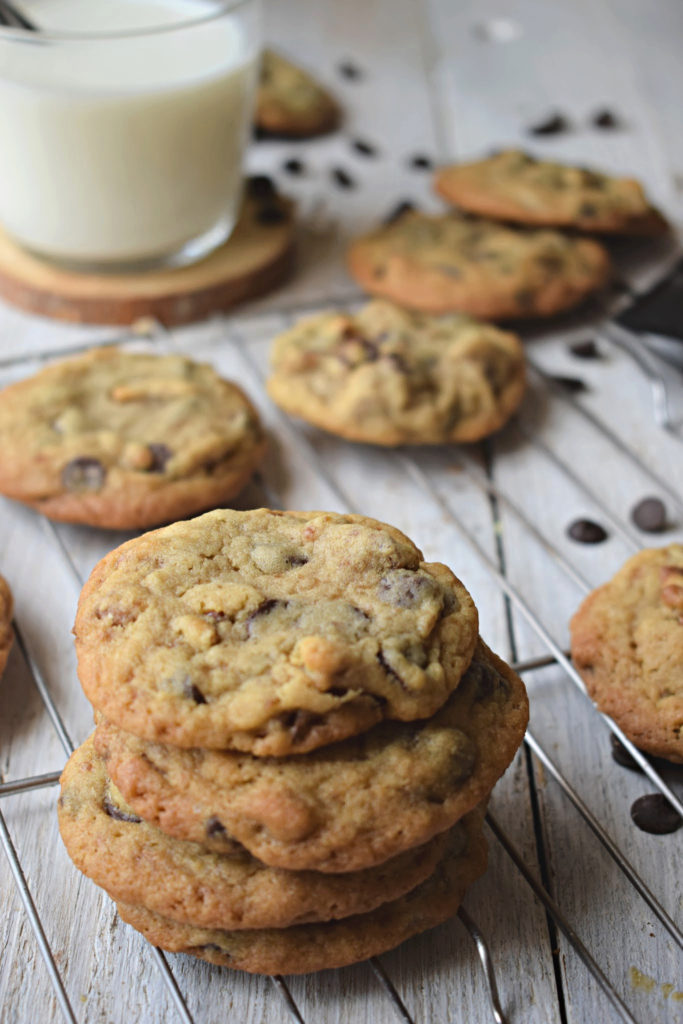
(409, 154, 433, 170)
(183, 680, 207, 704)
(569, 339, 601, 360)
(383, 200, 415, 225)
(567, 519, 608, 544)
(338, 60, 362, 80)
(255, 204, 287, 224)
(631, 497, 667, 533)
(352, 138, 377, 157)
(550, 374, 588, 394)
(206, 816, 227, 837)
(630, 794, 682, 835)
(61, 457, 106, 493)
(246, 174, 276, 199)
(103, 796, 142, 824)
(592, 108, 622, 130)
(331, 167, 355, 189)
(610, 734, 643, 772)
(147, 443, 172, 473)
(528, 112, 570, 136)
(283, 158, 305, 176)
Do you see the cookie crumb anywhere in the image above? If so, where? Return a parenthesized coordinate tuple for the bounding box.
(338, 60, 363, 80)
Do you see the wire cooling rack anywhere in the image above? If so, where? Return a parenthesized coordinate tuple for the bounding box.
(0, 277, 682, 1024)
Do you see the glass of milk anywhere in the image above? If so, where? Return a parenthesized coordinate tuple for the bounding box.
(0, 0, 261, 270)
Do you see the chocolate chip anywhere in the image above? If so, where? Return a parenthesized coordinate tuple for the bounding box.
(338, 60, 362, 80)
(383, 199, 415, 225)
(280, 709, 322, 744)
(550, 374, 588, 393)
(610, 734, 643, 772)
(147, 443, 172, 473)
(630, 794, 682, 835)
(255, 204, 287, 224)
(352, 138, 377, 157)
(246, 174, 276, 199)
(528, 113, 570, 136)
(206, 816, 227, 837)
(285, 554, 308, 567)
(183, 680, 207, 704)
(246, 599, 281, 636)
(592, 109, 621, 130)
(631, 497, 667, 533)
(103, 796, 142, 824)
(331, 167, 355, 189)
(409, 154, 433, 170)
(61, 457, 106, 492)
(377, 648, 404, 687)
(569, 339, 601, 360)
(567, 519, 608, 544)
(283, 158, 304, 176)
(378, 570, 436, 608)
(466, 659, 507, 700)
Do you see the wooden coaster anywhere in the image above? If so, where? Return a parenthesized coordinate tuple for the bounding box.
(0, 196, 295, 327)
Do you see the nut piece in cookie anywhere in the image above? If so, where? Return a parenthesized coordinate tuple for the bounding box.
(114, 806, 488, 975)
(74, 508, 479, 755)
(95, 637, 528, 873)
(0, 348, 266, 529)
(434, 149, 668, 235)
(267, 300, 525, 445)
(347, 210, 610, 319)
(0, 574, 13, 677)
(570, 544, 683, 762)
(255, 49, 339, 138)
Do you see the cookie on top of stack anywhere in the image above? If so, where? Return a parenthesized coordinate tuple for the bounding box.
(59, 508, 528, 974)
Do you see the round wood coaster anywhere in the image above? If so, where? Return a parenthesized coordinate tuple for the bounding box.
(0, 195, 295, 327)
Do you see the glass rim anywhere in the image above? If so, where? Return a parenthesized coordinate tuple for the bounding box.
(0, 0, 255, 43)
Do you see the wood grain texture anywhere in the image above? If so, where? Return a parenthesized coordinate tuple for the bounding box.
(1, 0, 682, 1022)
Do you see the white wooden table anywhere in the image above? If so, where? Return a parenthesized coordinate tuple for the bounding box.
(1, 1, 682, 1022)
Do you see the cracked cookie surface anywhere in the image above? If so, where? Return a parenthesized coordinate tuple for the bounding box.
(0, 348, 266, 529)
(347, 209, 610, 319)
(570, 544, 683, 762)
(267, 300, 525, 445)
(114, 807, 487, 975)
(0, 575, 12, 677)
(255, 49, 339, 137)
(434, 150, 668, 235)
(96, 638, 527, 872)
(58, 737, 447, 930)
(75, 508, 479, 754)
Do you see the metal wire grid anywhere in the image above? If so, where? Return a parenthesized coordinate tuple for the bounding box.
(0, 304, 682, 1024)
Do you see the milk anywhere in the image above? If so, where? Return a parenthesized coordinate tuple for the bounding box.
(0, 0, 259, 266)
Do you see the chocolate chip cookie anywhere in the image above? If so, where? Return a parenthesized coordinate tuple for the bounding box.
(266, 300, 526, 445)
(95, 638, 526, 872)
(58, 737, 449, 930)
(434, 150, 668, 235)
(347, 210, 610, 319)
(115, 807, 487, 975)
(75, 509, 479, 755)
(0, 574, 13, 677)
(570, 545, 683, 762)
(0, 348, 266, 530)
(255, 49, 339, 138)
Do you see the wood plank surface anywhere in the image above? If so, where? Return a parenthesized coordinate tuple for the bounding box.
(0, 1, 682, 1022)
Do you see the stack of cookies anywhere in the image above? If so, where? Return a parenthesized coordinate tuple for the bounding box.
(59, 508, 528, 974)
